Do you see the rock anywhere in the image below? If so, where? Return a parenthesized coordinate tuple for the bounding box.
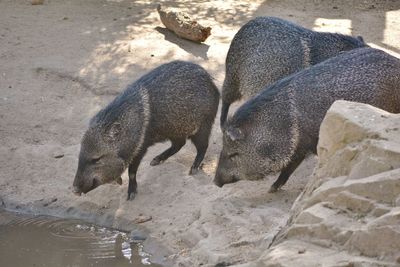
(317, 100, 400, 179)
(157, 4, 211, 42)
(130, 228, 149, 242)
(242, 101, 400, 267)
(257, 240, 397, 267)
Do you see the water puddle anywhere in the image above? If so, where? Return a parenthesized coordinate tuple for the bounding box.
(0, 209, 161, 267)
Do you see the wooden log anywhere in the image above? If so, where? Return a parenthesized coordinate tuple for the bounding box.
(157, 4, 211, 43)
(31, 0, 44, 5)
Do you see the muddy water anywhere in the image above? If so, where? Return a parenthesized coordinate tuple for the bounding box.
(0, 209, 161, 267)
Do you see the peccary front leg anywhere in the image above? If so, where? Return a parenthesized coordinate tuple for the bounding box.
(150, 138, 186, 166)
(220, 101, 231, 127)
(269, 154, 305, 193)
(127, 152, 146, 201)
(189, 125, 211, 175)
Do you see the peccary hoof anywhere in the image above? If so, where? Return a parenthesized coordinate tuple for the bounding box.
(189, 167, 199, 175)
(150, 157, 163, 166)
(189, 162, 204, 175)
(268, 185, 279, 193)
(127, 191, 136, 201)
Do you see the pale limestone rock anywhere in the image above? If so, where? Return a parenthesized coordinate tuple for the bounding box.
(317, 100, 400, 179)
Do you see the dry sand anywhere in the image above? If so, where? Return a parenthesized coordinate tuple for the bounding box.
(1, 0, 399, 266)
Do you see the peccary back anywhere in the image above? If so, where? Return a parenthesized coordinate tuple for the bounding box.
(220, 16, 367, 126)
(73, 61, 219, 200)
(214, 47, 400, 191)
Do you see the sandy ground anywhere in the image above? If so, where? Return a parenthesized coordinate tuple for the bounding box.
(1, 0, 399, 266)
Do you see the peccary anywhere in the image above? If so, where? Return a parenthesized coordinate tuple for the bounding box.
(214, 47, 400, 192)
(73, 61, 219, 200)
(220, 16, 367, 126)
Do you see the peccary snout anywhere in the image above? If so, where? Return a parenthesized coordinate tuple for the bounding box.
(213, 143, 239, 187)
(72, 173, 101, 195)
(213, 170, 239, 187)
(72, 170, 100, 195)
(72, 186, 82, 196)
(214, 126, 268, 187)
(72, 126, 126, 196)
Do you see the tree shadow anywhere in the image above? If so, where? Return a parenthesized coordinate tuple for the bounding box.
(154, 26, 210, 59)
(66, 0, 271, 92)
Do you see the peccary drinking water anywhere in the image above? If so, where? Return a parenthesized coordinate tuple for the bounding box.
(214, 47, 400, 192)
(220, 16, 367, 126)
(73, 61, 219, 200)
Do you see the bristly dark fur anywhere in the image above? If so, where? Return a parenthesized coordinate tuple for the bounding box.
(230, 77, 292, 127)
(220, 16, 367, 126)
(74, 61, 220, 199)
(215, 47, 400, 191)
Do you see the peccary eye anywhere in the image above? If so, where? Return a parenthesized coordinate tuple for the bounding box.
(228, 152, 239, 160)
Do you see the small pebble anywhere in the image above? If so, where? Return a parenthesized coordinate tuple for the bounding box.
(298, 248, 306, 254)
(130, 229, 148, 241)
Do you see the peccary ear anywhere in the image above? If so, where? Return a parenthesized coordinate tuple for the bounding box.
(226, 127, 244, 142)
(107, 122, 122, 140)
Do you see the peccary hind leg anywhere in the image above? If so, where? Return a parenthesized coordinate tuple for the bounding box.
(150, 138, 186, 166)
(269, 154, 306, 193)
(189, 124, 211, 175)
